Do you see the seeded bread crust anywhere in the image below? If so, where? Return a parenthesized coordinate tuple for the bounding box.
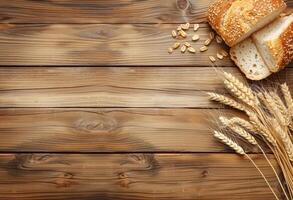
(267, 20, 293, 72)
(208, 0, 287, 47)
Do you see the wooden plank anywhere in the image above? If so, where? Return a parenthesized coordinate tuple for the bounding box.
(0, 67, 292, 108)
(0, 23, 232, 66)
(0, 0, 292, 24)
(0, 108, 249, 152)
(0, 153, 281, 200)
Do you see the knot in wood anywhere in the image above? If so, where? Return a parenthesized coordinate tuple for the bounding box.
(177, 0, 190, 10)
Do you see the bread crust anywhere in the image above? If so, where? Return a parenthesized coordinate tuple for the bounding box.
(267, 20, 293, 72)
(208, 0, 287, 47)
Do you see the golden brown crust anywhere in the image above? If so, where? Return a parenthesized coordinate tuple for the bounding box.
(268, 21, 293, 71)
(208, 0, 287, 47)
(207, 0, 235, 31)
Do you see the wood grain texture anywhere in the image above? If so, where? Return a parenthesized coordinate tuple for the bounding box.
(0, 153, 282, 200)
(0, 0, 220, 24)
(0, 0, 292, 24)
(1, 67, 293, 108)
(0, 23, 232, 66)
(0, 108, 248, 152)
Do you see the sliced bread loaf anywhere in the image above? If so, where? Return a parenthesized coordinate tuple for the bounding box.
(208, 0, 287, 47)
(253, 14, 293, 72)
(230, 38, 271, 80)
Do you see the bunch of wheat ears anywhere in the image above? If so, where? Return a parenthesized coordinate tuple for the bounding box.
(208, 72, 293, 200)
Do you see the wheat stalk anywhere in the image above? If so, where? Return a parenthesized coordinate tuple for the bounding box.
(211, 72, 293, 198)
(246, 111, 277, 146)
(219, 116, 257, 145)
(207, 92, 246, 111)
(214, 131, 245, 155)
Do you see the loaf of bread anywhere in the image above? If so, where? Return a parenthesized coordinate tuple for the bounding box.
(253, 14, 293, 72)
(208, 0, 287, 47)
(230, 14, 293, 80)
(230, 38, 271, 80)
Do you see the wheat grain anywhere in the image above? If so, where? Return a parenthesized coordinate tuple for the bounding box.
(207, 92, 246, 111)
(220, 117, 257, 145)
(214, 131, 245, 155)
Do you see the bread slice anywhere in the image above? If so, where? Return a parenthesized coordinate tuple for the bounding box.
(208, 0, 287, 47)
(230, 38, 271, 80)
(253, 14, 293, 72)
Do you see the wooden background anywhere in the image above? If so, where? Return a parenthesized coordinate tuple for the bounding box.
(0, 0, 292, 199)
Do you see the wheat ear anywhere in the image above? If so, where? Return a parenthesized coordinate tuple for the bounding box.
(281, 83, 293, 118)
(271, 92, 290, 125)
(224, 80, 254, 106)
(273, 120, 293, 161)
(214, 131, 245, 155)
(223, 72, 255, 102)
(219, 117, 257, 145)
(229, 117, 256, 132)
(207, 92, 246, 111)
(247, 111, 277, 146)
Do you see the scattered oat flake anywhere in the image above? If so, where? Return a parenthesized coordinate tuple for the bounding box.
(181, 45, 187, 53)
(179, 30, 187, 38)
(172, 42, 180, 49)
(193, 24, 199, 32)
(220, 49, 228, 57)
(192, 34, 200, 41)
(200, 46, 208, 52)
(181, 23, 190, 30)
(177, 25, 182, 31)
(168, 47, 173, 54)
(217, 53, 224, 60)
(204, 38, 212, 46)
(188, 47, 196, 53)
(209, 32, 215, 40)
(216, 35, 223, 44)
(172, 30, 177, 38)
(184, 42, 191, 47)
(209, 56, 216, 62)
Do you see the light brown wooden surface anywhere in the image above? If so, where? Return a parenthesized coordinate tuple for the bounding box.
(0, 0, 292, 24)
(0, 23, 232, 66)
(0, 108, 246, 152)
(0, 153, 281, 200)
(0, 67, 292, 108)
(0, 0, 292, 199)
